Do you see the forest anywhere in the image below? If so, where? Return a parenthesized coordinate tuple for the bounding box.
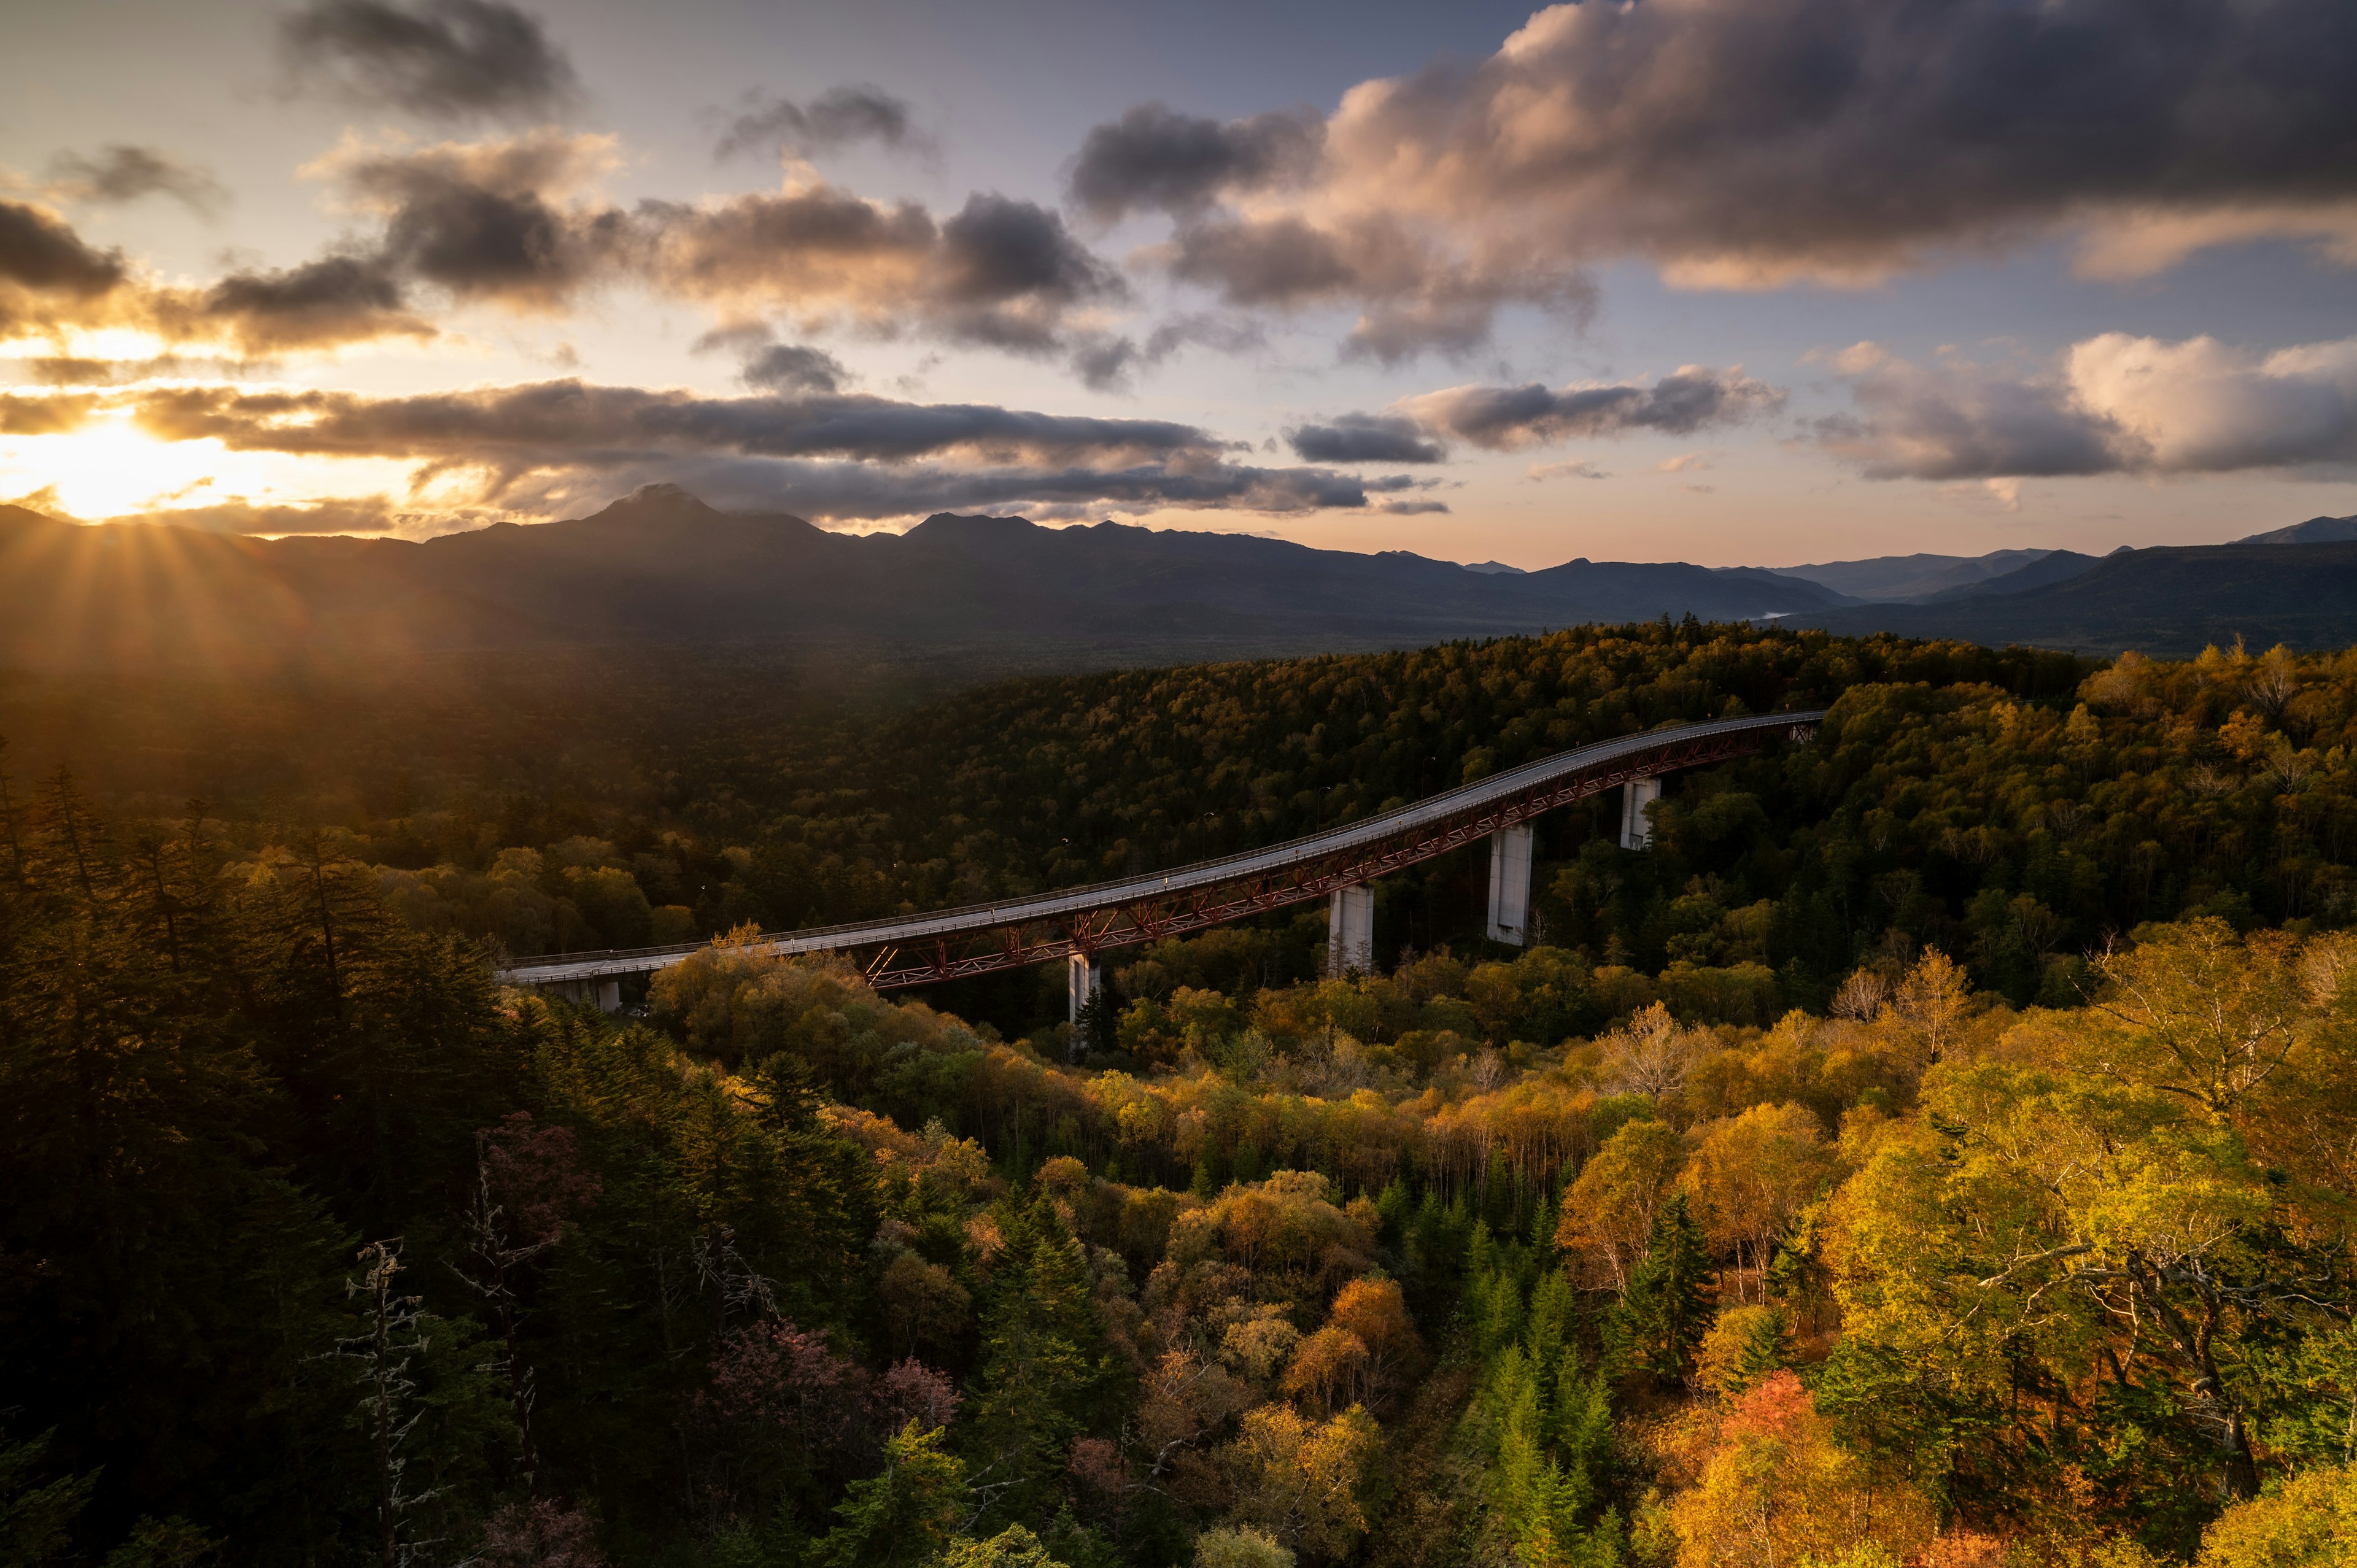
(8, 622, 2357, 1566)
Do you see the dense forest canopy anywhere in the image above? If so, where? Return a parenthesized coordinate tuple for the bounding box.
(10, 624, 2357, 1566)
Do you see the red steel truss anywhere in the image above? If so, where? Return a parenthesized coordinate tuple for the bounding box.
(854, 722, 1794, 990)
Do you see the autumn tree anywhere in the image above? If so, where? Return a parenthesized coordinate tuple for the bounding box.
(1557, 1118, 1682, 1294)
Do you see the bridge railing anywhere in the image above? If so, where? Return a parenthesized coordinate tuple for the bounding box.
(497, 708, 1825, 989)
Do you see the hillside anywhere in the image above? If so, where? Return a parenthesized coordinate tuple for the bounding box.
(1795, 539, 2357, 652)
(1767, 547, 2053, 601)
(12, 617, 2357, 1566)
(0, 488, 1846, 677)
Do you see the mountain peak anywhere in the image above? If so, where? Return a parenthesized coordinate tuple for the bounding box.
(2242, 514, 2357, 545)
(586, 484, 732, 528)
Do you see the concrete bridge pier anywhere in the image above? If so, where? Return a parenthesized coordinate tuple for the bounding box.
(1620, 777, 1661, 849)
(1485, 824, 1534, 946)
(548, 977, 622, 1012)
(1329, 884, 1375, 975)
(1066, 951, 1102, 1022)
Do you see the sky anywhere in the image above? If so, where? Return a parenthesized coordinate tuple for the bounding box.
(6, 0, 2357, 568)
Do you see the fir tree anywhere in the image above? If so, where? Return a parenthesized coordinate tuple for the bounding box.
(1610, 1192, 1712, 1384)
(965, 1192, 1105, 1525)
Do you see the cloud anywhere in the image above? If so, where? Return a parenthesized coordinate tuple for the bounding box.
(199, 255, 438, 352)
(2, 377, 1416, 523)
(0, 195, 437, 355)
(279, 0, 578, 121)
(1067, 103, 1322, 224)
(0, 392, 98, 435)
(1072, 0, 2357, 363)
(1820, 332, 2357, 479)
(0, 199, 126, 299)
(104, 495, 401, 534)
(322, 130, 624, 310)
(1377, 498, 1450, 515)
(47, 146, 228, 218)
(1656, 453, 1710, 473)
(1526, 459, 1606, 482)
(123, 379, 1228, 472)
(713, 86, 928, 163)
(1286, 413, 1446, 465)
(1398, 366, 1782, 450)
(640, 185, 1121, 353)
(1158, 211, 1591, 363)
(1069, 313, 1268, 392)
(741, 342, 850, 395)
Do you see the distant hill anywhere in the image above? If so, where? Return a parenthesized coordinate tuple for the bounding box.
(0, 488, 1848, 678)
(2242, 514, 2357, 544)
(1768, 548, 2053, 602)
(1792, 541, 2357, 654)
(1917, 549, 2103, 603)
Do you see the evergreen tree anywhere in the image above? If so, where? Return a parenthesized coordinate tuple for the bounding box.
(965, 1193, 1105, 1525)
(819, 1421, 968, 1568)
(1610, 1192, 1712, 1384)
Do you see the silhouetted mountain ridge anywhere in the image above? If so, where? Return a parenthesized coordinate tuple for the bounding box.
(0, 487, 1848, 677)
(1793, 540, 2357, 655)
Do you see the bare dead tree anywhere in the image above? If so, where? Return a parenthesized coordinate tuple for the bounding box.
(332, 1241, 446, 1568)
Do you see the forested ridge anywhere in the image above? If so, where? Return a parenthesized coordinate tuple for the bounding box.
(12, 627, 2357, 1564)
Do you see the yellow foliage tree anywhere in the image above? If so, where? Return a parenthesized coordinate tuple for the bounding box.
(1666, 1371, 1935, 1568)
(1221, 1403, 1380, 1560)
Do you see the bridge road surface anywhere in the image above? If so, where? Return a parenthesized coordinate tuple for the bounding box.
(498, 709, 1827, 998)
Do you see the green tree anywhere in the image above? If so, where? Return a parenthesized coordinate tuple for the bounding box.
(818, 1421, 969, 1568)
(965, 1192, 1108, 1524)
(1611, 1192, 1713, 1384)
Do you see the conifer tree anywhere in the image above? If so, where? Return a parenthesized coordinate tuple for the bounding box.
(1610, 1192, 1712, 1384)
(966, 1192, 1105, 1524)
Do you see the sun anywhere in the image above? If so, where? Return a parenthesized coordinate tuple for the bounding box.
(0, 411, 421, 528)
(0, 413, 235, 519)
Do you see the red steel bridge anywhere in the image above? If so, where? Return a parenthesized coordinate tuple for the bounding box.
(501, 709, 1825, 1007)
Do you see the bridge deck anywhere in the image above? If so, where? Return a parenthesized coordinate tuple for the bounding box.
(498, 708, 1824, 991)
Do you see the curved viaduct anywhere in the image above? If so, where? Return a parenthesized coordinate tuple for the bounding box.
(501, 709, 1827, 1010)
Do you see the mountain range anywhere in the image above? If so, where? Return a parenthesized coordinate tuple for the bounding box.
(0, 487, 1849, 678)
(8, 492, 2357, 678)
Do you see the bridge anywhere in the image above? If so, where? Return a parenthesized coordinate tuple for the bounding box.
(501, 709, 1826, 1011)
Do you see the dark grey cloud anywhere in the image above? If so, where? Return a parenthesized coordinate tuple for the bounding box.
(641, 185, 1120, 353)
(36, 377, 1403, 522)
(105, 496, 401, 535)
(0, 200, 126, 297)
(741, 342, 850, 395)
(1819, 334, 2357, 480)
(1817, 358, 2123, 481)
(280, 0, 578, 121)
(1286, 413, 1447, 465)
(1160, 213, 1590, 364)
(330, 134, 621, 308)
(552, 453, 1413, 523)
(47, 146, 228, 218)
(932, 194, 1124, 349)
(1399, 367, 1782, 450)
(1377, 498, 1451, 516)
(713, 86, 927, 163)
(126, 379, 1228, 470)
(1315, 0, 2357, 285)
(199, 255, 436, 352)
(1067, 0, 2357, 365)
(1166, 216, 1354, 307)
(1067, 103, 1321, 224)
(0, 196, 435, 353)
(1066, 313, 1266, 393)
